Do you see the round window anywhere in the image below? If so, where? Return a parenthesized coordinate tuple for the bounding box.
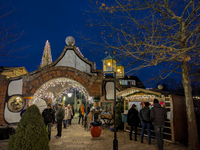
(8, 96, 25, 112)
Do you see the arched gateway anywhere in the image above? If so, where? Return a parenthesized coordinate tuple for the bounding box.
(1, 38, 105, 124)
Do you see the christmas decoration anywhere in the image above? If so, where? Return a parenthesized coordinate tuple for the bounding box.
(122, 90, 164, 100)
(33, 78, 93, 105)
(40, 40, 52, 68)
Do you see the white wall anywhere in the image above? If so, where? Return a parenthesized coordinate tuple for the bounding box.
(105, 82, 119, 100)
(4, 103, 21, 123)
(55, 50, 91, 74)
(31, 98, 47, 113)
(8, 79, 23, 96)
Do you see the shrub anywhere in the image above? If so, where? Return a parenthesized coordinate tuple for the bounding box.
(8, 104, 49, 150)
(116, 97, 125, 130)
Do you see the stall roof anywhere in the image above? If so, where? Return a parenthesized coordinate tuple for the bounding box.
(117, 86, 162, 97)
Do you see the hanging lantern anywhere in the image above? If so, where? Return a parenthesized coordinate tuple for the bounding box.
(116, 62, 124, 78)
(67, 93, 73, 97)
(101, 55, 116, 73)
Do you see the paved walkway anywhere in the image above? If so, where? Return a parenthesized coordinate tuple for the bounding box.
(50, 116, 188, 150)
(0, 115, 188, 150)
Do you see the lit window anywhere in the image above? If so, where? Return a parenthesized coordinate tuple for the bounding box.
(128, 80, 136, 86)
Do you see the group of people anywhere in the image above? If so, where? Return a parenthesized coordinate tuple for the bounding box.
(42, 103, 86, 140)
(127, 99, 167, 150)
(42, 99, 166, 149)
(42, 103, 75, 140)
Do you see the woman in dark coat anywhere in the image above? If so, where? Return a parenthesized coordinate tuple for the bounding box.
(127, 104, 140, 141)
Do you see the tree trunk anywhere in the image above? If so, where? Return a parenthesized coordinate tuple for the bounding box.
(181, 62, 199, 150)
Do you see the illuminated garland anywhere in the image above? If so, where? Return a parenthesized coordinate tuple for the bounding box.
(125, 91, 163, 98)
(33, 78, 93, 105)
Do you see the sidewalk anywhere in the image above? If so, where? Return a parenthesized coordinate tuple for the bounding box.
(49, 116, 188, 150)
(0, 115, 188, 150)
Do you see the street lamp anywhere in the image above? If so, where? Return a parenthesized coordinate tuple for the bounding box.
(67, 93, 73, 98)
(116, 62, 124, 78)
(102, 54, 116, 73)
(102, 54, 124, 150)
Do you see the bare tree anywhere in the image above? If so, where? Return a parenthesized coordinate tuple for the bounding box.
(0, 2, 25, 62)
(84, 0, 200, 149)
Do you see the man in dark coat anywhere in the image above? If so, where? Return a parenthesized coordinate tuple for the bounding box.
(140, 102, 151, 144)
(150, 99, 167, 150)
(55, 103, 65, 137)
(127, 104, 140, 141)
(42, 103, 55, 140)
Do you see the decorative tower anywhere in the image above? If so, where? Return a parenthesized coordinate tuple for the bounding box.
(40, 40, 52, 68)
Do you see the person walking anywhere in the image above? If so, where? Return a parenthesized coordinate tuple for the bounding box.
(55, 103, 65, 137)
(42, 103, 55, 140)
(140, 102, 151, 144)
(70, 105, 75, 125)
(65, 104, 73, 127)
(127, 104, 140, 141)
(63, 105, 67, 129)
(78, 103, 84, 125)
(150, 99, 167, 150)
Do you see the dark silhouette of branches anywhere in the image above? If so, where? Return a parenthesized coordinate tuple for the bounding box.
(0, 2, 26, 62)
(83, 0, 200, 149)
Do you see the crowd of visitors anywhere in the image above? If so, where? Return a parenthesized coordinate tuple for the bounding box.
(42, 103, 86, 140)
(41, 98, 166, 150)
(127, 99, 167, 150)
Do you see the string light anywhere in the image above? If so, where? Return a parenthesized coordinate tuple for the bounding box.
(125, 95, 158, 100)
(33, 77, 93, 105)
(193, 96, 200, 99)
(40, 40, 52, 68)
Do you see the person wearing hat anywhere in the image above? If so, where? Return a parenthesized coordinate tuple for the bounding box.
(42, 103, 55, 140)
(55, 103, 65, 137)
(127, 104, 140, 141)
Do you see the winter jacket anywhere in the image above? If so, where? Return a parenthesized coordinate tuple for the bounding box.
(71, 107, 75, 119)
(79, 106, 84, 116)
(42, 108, 55, 124)
(140, 106, 151, 123)
(63, 107, 73, 120)
(150, 103, 167, 125)
(56, 107, 65, 121)
(127, 108, 140, 126)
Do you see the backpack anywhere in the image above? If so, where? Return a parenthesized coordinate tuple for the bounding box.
(141, 109, 150, 122)
(43, 109, 53, 124)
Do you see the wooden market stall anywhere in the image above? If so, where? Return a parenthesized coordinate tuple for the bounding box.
(117, 87, 188, 143)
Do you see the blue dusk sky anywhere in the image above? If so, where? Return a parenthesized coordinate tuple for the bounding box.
(0, 0, 181, 88)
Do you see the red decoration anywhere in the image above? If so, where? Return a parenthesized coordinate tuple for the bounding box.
(90, 126, 102, 137)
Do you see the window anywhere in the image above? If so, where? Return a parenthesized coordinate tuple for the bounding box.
(119, 80, 128, 85)
(128, 80, 136, 86)
(8, 96, 25, 112)
(119, 80, 136, 86)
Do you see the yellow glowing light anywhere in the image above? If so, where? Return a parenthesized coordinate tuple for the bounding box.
(107, 62, 111, 66)
(117, 69, 121, 72)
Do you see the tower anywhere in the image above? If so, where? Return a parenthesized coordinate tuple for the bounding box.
(40, 40, 52, 68)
